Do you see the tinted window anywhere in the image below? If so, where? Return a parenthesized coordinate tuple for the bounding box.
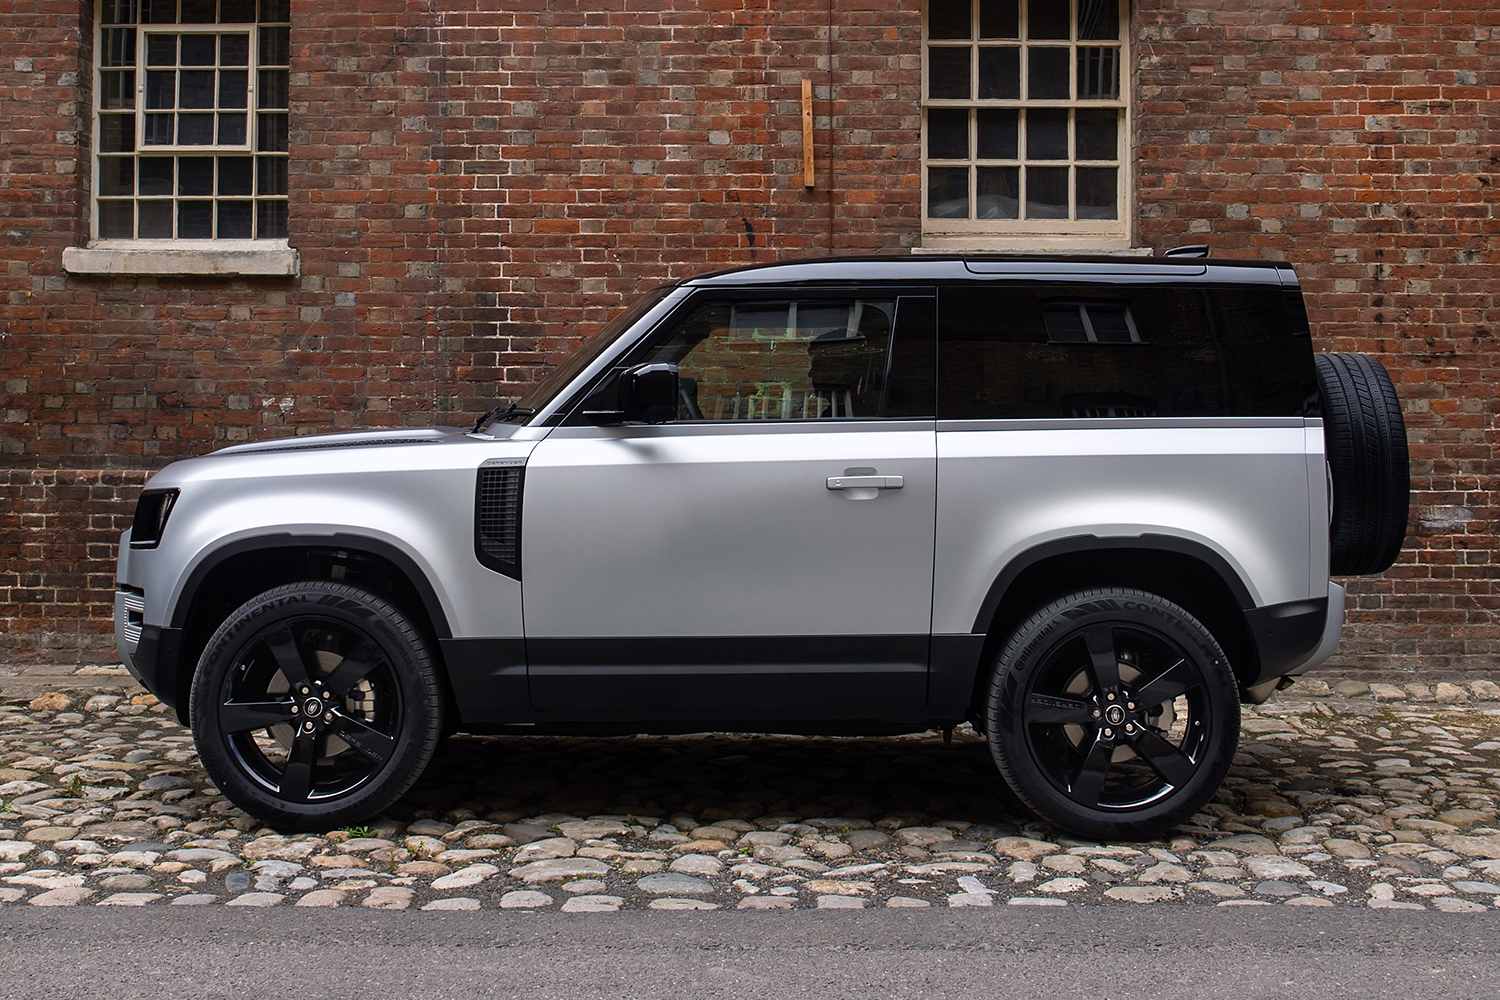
(938, 282, 1303, 419)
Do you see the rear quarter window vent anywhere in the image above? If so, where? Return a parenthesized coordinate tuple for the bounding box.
(474, 461, 525, 579)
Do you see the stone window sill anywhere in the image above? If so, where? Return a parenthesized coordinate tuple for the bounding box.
(913, 235, 1150, 256)
(62, 240, 300, 277)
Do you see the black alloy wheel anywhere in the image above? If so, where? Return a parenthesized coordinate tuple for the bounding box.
(190, 582, 443, 831)
(986, 587, 1239, 840)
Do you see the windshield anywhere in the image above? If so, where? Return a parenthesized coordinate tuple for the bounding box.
(511, 286, 675, 415)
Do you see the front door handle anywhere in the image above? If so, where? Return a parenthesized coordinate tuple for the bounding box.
(826, 475, 904, 491)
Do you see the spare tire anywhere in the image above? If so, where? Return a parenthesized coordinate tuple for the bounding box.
(1314, 353, 1410, 575)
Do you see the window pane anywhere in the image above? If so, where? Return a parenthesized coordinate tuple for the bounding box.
(1078, 0, 1119, 40)
(261, 0, 290, 22)
(221, 33, 250, 66)
(179, 157, 213, 195)
(1075, 108, 1117, 160)
(220, 69, 248, 108)
(101, 28, 136, 67)
(181, 0, 216, 23)
(1026, 109, 1068, 159)
(979, 0, 1019, 38)
(181, 34, 216, 66)
(1027, 47, 1070, 100)
(178, 200, 213, 238)
(257, 69, 289, 109)
(927, 108, 968, 159)
(101, 0, 137, 26)
(221, 0, 257, 22)
(927, 167, 968, 219)
(139, 157, 174, 195)
(218, 156, 253, 194)
(101, 70, 136, 110)
(938, 286, 1227, 420)
(257, 199, 288, 239)
(100, 114, 136, 153)
(99, 158, 135, 196)
(257, 155, 288, 195)
(927, 47, 970, 100)
(257, 112, 288, 152)
(218, 112, 247, 144)
(144, 114, 173, 145)
(146, 71, 175, 109)
(142, 0, 176, 23)
(218, 200, 253, 238)
(976, 167, 1020, 218)
(1025, 166, 1068, 218)
(139, 201, 172, 238)
(644, 300, 898, 421)
(977, 47, 1020, 99)
(977, 108, 1018, 158)
(928, 0, 970, 40)
(1076, 167, 1117, 219)
(147, 35, 176, 67)
(179, 70, 214, 108)
(179, 113, 215, 144)
(99, 200, 134, 238)
(1078, 47, 1119, 99)
(259, 26, 290, 66)
(1027, 0, 1070, 39)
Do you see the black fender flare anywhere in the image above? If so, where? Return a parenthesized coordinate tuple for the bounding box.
(970, 533, 1257, 635)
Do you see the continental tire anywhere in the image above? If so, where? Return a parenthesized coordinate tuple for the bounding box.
(986, 588, 1239, 841)
(1315, 353, 1410, 576)
(189, 582, 443, 832)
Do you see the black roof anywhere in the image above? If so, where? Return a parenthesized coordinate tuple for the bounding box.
(683, 253, 1290, 288)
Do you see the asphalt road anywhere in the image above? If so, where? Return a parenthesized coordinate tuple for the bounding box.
(2, 906, 1496, 1000)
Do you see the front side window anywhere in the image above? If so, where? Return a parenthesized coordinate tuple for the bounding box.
(646, 299, 900, 421)
(923, 0, 1128, 237)
(95, 0, 289, 240)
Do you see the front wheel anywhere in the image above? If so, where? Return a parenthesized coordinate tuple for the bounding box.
(986, 588, 1239, 841)
(189, 582, 443, 832)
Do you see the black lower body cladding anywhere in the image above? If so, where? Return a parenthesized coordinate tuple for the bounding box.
(1315, 353, 1410, 575)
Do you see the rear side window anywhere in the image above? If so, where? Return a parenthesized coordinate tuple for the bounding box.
(938, 282, 1306, 419)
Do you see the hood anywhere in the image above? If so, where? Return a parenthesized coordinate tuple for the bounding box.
(209, 425, 501, 457)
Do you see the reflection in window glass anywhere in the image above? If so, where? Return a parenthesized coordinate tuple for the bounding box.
(643, 301, 898, 421)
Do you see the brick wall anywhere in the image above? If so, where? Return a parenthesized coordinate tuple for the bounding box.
(1, 0, 1495, 675)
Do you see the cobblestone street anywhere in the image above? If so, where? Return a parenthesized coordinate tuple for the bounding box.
(3, 679, 1500, 913)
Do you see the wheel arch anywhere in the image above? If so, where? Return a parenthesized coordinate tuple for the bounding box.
(967, 535, 1260, 721)
(165, 534, 454, 725)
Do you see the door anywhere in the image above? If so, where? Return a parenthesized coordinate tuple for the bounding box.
(522, 292, 938, 721)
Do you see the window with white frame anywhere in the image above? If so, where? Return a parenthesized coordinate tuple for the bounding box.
(923, 0, 1128, 236)
(95, 0, 289, 241)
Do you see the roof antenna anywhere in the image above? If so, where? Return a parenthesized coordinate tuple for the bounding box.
(1163, 244, 1211, 258)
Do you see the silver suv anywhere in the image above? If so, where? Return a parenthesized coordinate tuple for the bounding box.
(114, 254, 1409, 840)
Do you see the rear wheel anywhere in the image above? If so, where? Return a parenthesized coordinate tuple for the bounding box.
(986, 588, 1238, 841)
(189, 582, 443, 832)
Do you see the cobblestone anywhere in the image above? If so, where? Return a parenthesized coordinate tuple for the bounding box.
(1, 685, 1499, 912)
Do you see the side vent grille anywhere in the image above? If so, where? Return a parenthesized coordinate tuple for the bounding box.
(475, 462, 524, 578)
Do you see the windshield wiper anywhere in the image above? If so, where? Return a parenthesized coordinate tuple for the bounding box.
(472, 402, 536, 435)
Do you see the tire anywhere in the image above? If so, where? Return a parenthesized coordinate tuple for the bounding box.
(986, 588, 1239, 841)
(1315, 353, 1410, 576)
(189, 581, 443, 832)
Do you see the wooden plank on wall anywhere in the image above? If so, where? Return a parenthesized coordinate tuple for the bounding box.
(802, 78, 814, 189)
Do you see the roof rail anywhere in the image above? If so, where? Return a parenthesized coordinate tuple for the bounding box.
(1163, 244, 1211, 259)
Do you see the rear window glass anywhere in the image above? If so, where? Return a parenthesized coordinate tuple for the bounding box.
(938, 283, 1306, 419)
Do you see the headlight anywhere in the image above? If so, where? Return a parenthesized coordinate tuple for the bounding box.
(130, 489, 180, 549)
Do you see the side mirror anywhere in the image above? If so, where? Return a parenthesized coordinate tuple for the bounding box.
(618, 363, 679, 423)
